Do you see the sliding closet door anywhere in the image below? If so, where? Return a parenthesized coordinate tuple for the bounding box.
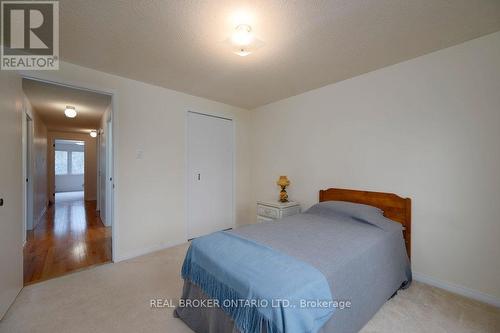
(187, 112, 234, 239)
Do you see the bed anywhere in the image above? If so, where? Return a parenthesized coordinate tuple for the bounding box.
(175, 188, 412, 333)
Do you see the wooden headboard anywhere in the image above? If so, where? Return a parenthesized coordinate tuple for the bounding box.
(319, 188, 411, 259)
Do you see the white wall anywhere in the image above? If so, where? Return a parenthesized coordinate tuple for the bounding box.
(0, 71, 23, 318)
(22, 61, 253, 261)
(55, 174, 84, 193)
(251, 32, 500, 302)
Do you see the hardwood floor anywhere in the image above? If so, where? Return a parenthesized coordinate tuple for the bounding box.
(24, 192, 112, 285)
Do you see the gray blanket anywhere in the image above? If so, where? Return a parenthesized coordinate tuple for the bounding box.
(176, 201, 412, 333)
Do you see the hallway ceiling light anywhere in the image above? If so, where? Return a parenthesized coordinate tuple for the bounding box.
(89, 130, 97, 138)
(64, 106, 77, 118)
(227, 24, 264, 57)
(231, 24, 254, 46)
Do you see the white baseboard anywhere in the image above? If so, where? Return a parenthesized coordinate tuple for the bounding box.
(39, 205, 48, 219)
(413, 272, 500, 308)
(32, 205, 48, 229)
(114, 240, 187, 263)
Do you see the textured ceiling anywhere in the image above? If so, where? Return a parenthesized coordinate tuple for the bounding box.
(23, 79, 111, 133)
(58, 0, 500, 109)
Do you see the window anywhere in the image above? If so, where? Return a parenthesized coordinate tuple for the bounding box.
(55, 151, 68, 175)
(71, 152, 84, 174)
(55, 143, 85, 175)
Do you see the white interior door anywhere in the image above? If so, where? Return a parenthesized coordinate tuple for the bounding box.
(96, 133, 100, 211)
(105, 118, 113, 227)
(25, 115, 34, 230)
(99, 127, 106, 223)
(187, 112, 234, 239)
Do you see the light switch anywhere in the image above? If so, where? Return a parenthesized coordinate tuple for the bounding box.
(136, 150, 143, 159)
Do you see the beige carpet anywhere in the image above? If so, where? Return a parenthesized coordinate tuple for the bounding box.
(1, 243, 498, 333)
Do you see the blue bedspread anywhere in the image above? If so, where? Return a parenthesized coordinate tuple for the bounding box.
(181, 231, 334, 333)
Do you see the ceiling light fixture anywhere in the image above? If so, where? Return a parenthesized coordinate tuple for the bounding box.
(89, 130, 97, 138)
(231, 24, 254, 46)
(64, 106, 77, 118)
(227, 23, 264, 57)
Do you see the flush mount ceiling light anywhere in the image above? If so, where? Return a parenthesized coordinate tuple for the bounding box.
(232, 24, 254, 46)
(89, 130, 97, 138)
(64, 106, 77, 118)
(226, 24, 264, 57)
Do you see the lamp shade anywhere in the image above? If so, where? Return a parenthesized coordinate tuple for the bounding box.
(277, 176, 290, 187)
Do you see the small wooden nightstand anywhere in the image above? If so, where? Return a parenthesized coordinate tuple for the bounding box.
(256, 201, 301, 223)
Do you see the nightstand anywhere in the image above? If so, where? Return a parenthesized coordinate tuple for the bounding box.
(256, 201, 301, 223)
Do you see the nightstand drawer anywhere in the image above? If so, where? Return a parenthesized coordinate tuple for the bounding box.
(281, 205, 301, 217)
(257, 215, 274, 223)
(257, 205, 280, 219)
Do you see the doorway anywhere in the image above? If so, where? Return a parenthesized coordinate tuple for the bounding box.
(54, 139, 85, 196)
(22, 78, 114, 285)
(187, 111, 234, 239)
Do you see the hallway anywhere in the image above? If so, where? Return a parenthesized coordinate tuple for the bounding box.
(24, 192, 112, 285)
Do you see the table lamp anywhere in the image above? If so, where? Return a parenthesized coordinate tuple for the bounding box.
(277, 176, 290, 203)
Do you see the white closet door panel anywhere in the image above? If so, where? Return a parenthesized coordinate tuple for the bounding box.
(187, 112, 233, 239)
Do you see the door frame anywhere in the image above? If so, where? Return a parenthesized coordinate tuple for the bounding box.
(50, 136, 87, 196)
(185, 110, 236, 240)
(21, 110, 34, 245)
(20, 74, 118, 262)
(105, 117, 113, 228)
(96, 131, 101, 212)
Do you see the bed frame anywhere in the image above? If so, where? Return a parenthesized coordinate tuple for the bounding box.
(319, 188, 412, 259)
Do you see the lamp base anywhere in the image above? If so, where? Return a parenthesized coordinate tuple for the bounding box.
(279, 187, 289, 203)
